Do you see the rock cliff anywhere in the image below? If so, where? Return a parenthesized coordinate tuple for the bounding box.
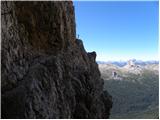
(1, 1, 112, 118)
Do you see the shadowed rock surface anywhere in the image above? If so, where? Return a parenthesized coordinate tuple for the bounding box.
(1, 1, 112, 119)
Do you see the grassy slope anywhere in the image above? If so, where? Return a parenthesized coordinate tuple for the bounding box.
(111, 107, 159, 119)
(103, 69, 159, 119)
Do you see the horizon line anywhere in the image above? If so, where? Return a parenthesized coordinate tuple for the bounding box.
(96, 59, 159, 62)
(73, 0, 158, 2)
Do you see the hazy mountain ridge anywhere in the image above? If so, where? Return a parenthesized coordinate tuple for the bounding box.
(97, 60, 159, 67)
(99, 60, 159, 81)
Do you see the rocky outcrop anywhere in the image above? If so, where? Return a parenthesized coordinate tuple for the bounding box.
(1, 1, 112, 119)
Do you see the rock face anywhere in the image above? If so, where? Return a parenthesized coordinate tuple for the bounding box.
(1, 1, 112, 119)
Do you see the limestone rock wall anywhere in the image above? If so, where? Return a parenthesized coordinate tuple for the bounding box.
(1, 1, 112, 118)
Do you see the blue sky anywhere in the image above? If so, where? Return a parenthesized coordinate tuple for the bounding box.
(73, 1, 159, 61)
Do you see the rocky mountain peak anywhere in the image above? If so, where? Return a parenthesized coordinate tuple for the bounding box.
(1, 1, 112, 118)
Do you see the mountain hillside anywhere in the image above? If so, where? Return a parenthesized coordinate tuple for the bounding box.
(99, 61, 159, 119)
(1, 1, 112, 118)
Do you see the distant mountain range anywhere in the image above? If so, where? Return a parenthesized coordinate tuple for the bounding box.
(97, 59, 159, 67)
(99, 61, 159, 119)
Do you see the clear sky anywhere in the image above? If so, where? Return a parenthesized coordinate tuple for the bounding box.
(73, 1, 159, 61)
